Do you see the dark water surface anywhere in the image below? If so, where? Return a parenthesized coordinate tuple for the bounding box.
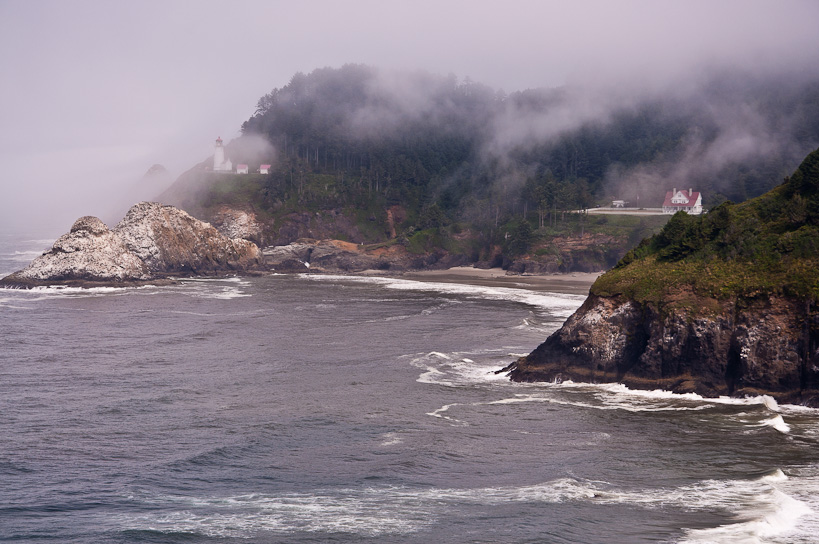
(2, 234, 819, 543)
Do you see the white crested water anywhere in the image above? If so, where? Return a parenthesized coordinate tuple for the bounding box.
(2, 232, 819, 543)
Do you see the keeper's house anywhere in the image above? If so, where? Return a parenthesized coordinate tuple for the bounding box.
(663, 188, 703, 215)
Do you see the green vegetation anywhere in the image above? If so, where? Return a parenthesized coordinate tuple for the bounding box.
(169, 65, 819, 267)
(237, 66, 819, 228)
(593, 148, 819, 311)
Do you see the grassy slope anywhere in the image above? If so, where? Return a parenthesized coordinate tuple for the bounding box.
(592, 148, 819, 314)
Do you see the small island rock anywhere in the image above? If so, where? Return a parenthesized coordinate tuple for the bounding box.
(1, 202, 263, 287)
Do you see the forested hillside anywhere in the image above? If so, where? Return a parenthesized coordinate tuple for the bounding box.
(161, 64, 819, 271)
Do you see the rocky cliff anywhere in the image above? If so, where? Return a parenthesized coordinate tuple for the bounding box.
(263, 238, 469, 273)
(506, 293, 818, 403)
(0, 202, 263, 287)
(504, 148, 819, 403)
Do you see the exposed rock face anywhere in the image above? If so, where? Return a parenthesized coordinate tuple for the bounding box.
(263, 238, 470, 273)
(264, 239, 380, 272)
(503, 233, 624, 275)
(1, 202, 263, 287)
(505, 293, 819, 403)
(209, 206, 265, 245)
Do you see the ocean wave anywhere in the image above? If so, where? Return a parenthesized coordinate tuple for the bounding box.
(0, 277, 252, 302)
(181, 276, 247, 284)
(120, 488, 434, 538)
(178, 277, 252, 299)
(191, 286, 251, 299)
(520, 380, 819, 421)
(426, 403, 469, 425)
(4, 249, 47, 262)
(678, 471, 811, 543)
(118, 471, 810, 541)
(20, 238, 58, 245)
(759, 415, 792, 434)
(411, 350, 511, 388)
(304, 274, 586, 315)
(0, 285, 143, 303)
(415, 361, 819, 441)
(379, 432, 404, 446)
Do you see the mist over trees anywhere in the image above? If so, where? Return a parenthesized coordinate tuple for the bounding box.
(237, 64, 819, 238)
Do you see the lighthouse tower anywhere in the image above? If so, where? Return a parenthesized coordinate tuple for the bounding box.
(213, 137, 232, 172)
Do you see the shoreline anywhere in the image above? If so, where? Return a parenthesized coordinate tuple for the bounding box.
(358, 266, 602, 295)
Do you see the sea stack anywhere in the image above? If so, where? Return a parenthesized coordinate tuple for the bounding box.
(0, 202, 263, 287)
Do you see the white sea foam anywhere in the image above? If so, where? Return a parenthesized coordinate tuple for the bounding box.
(121, 489, 435, 537)
(0, 285, 140, 302)
(680, 488, 810, 544)
(8, 249, 47, 261)
(0, 296, 31, 309)
(531, 381, 819, 417)
(428, 351, 451, 360)
(304, 274, 586, 315)
(426, 403, 471, 425)
(176, 277, 251, 299)
(182, 276, 245, 283)
(195, 287, 251, 299)
(414, 355, 815, 435)
(490, 390, 710, 413)
(379, 432, 403, 446)
(760, 415, 792, 434)
(120, 471, 811, 541)
(412, 350, 510, 388)
(0, 276, 253, 302)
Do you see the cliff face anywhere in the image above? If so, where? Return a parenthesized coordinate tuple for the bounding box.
(1, 202, 263, 287)
(508, 293, 819, 402)
(506, 147, 819, 402)
(263, 238, 469, 273)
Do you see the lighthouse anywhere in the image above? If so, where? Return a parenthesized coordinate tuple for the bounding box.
(213, 137, 233, 172)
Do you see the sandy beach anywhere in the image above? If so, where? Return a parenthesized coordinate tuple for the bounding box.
(380, 267, 602, 295)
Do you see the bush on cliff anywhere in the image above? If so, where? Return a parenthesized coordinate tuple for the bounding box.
(594, 147, 819, 310)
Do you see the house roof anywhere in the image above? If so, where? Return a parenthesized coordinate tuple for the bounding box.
(260, 164, 271, 168)
(663, 190, 701, 207)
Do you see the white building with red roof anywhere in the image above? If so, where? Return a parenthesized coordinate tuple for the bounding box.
(236, 164, 249, 174)
(663, 188, 703, 215)
(259, 164, 271, 174)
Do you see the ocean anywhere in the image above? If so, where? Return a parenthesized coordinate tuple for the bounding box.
(2, 232, 819, 543)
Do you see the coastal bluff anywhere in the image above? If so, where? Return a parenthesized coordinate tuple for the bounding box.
(0, 202, 263, 287)
(505, 293, 819, 403)
(503, 148, 819, 403)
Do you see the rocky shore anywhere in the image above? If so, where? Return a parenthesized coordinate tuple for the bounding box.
(262, 238, 471, 274)
(502, 292, 819, 404)
(0, 202, 263, 288)
(502, 148, 819, 404)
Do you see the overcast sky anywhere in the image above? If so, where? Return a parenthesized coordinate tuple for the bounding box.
(1, 0, 818, 233)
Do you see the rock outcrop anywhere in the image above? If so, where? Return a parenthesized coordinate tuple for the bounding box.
(503, 147, 819, 403)
(263, 238, 470, 273)
(505, 293, 819, 403)
(0, 202, 263, 287)
(209, 206, 265, 245)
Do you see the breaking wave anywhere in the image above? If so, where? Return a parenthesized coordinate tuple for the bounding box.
(304, 274, 586, 316)
(118, 471, 810, 542)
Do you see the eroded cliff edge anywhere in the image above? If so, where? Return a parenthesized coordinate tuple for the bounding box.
(0, 202, 263, 287)
(504, 148, 819, 403)
(507, 293, 819, 403)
